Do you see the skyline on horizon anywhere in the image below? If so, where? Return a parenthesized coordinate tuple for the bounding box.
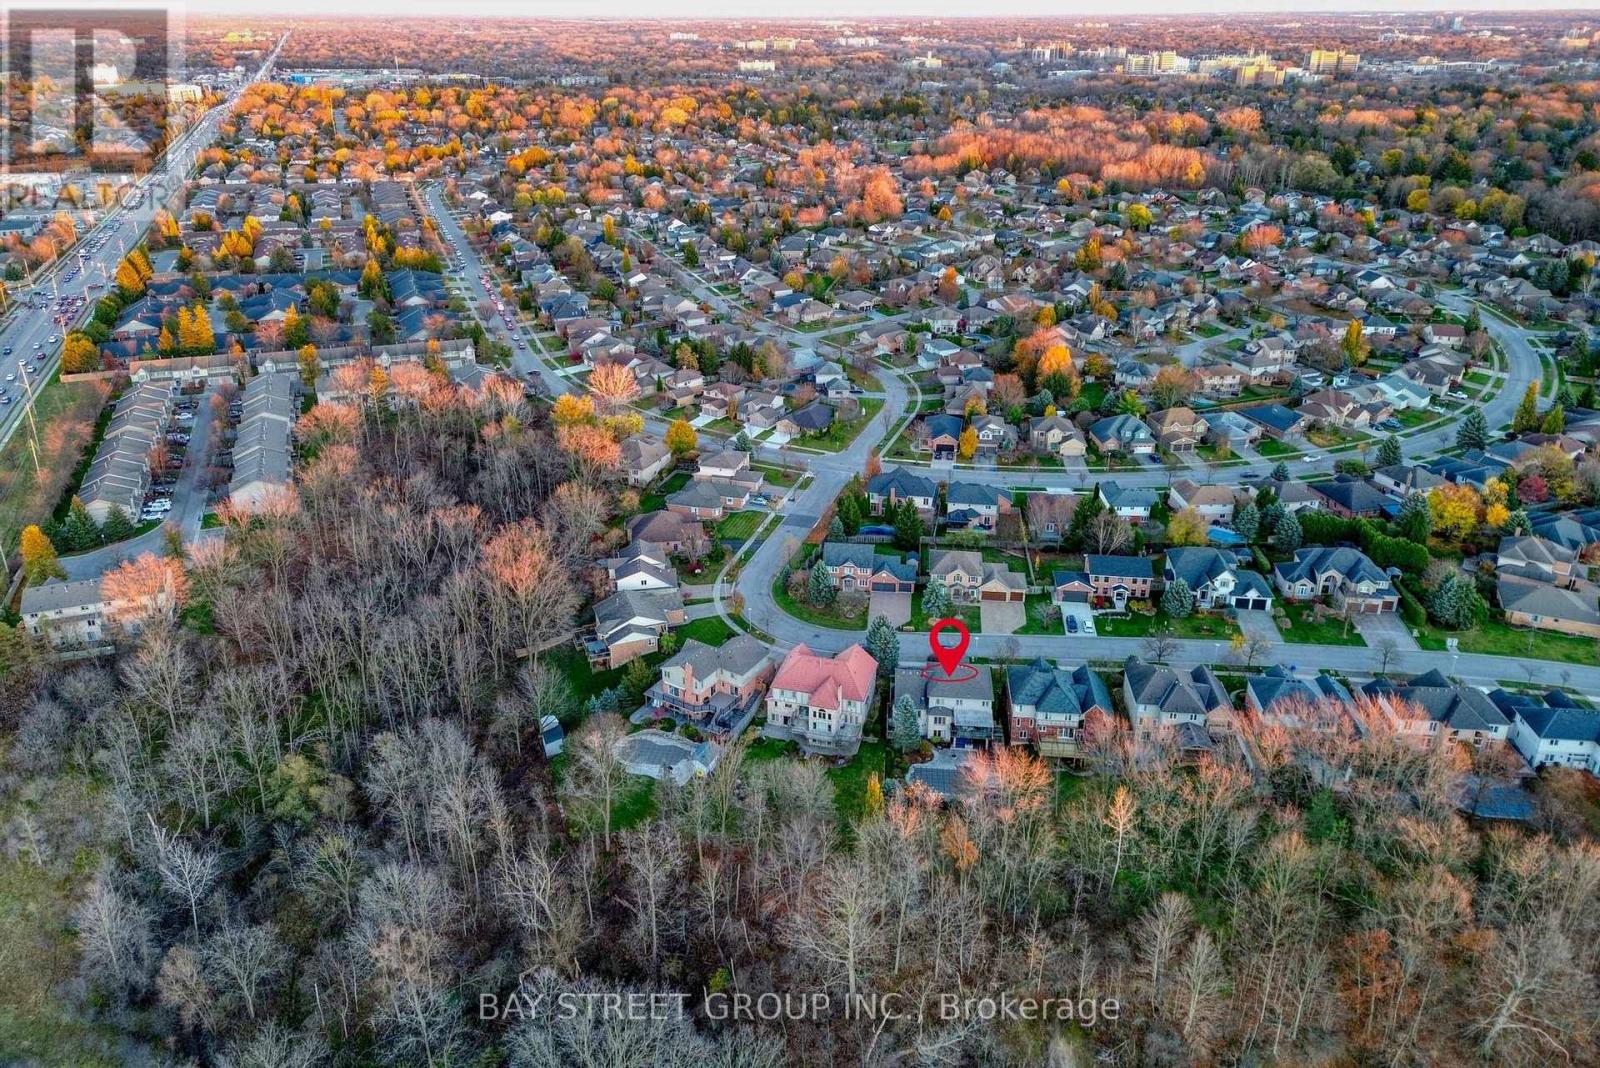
(182, 1, 1600, 19)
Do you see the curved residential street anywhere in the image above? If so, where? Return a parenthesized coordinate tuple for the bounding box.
(714, 292, 1594, 692)
(416, 184, 1587, 690)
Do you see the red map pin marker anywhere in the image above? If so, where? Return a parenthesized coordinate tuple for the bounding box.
(929, 618, 970, 676)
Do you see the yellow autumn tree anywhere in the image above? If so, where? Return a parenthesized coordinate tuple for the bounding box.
(1166, 506, 1209, 547)
(958, 426, 978, 460)
(20, 525, 65, 584)
(666, 418, 698, 456)
(553, 394, 596, 426)
(1428, 482, 1483, 539)
(1038, 343, 1074, 379)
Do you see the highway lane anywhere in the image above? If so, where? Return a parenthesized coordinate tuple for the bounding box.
(0, 33, 288, 457)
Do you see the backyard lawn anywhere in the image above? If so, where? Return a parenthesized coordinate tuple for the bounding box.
(1277, 602, 1367, 646)
(638, 470, 690, 514)
(828, 740, 888, 826)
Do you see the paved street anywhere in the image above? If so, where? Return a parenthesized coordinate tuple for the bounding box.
(0, 34, 288, 459)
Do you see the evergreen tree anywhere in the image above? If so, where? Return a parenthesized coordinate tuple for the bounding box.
(864, 615, 900, 679)
(99, 505, 135, 543)
(1068, 488, 1104, 548)
(1161, 578, 1194, 619)
(60, 496, 100, 551)
(921, 579, 950, 621)
(1377, 435, 1403, 469)
(828, 516, 844, 539)
(1396, 492, 1433, 545)
(1260, 500, 1286, 536)
(1233, 501, 1260, 542)
(808, 559, 835, 607)
(892, 499, 923, 552)
(837, 493, 862, 535)
(1457, 407, 1489, 451)
(1271, 460, 1291, 482)
(890, 694, 922, 751)
(1541, 404, 1565, 434)
(1275, 510, 1303, 553)
(1428, 572, 1487, 630)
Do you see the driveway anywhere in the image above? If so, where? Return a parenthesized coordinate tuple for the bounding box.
(979, 599, 1026, 635)
(1060, 599, 1097, 636)
(1237, 609, 1283, 645)
(1354, 611, 1420, 652)
(868, 590, 912, 627)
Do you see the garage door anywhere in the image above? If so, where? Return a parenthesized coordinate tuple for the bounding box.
(1239, 597, 1268, 611)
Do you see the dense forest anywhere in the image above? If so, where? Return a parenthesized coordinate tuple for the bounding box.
(1, 373, 1596, 1067)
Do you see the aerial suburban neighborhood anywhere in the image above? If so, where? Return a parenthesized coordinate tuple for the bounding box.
(2, 9, 1600, 1067)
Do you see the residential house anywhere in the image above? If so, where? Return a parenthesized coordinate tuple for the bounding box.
(1025, 414, 1088, 461)
(1147, 406, 1208, 452)
(620, 434, 674, 487)
(1272, 547, 1398, 612)
(1245, 666, 1354, 731)
(928, 549, 1026, 603)
(1088, 414, 1155, 455)
(764, 643, 879, 757)
(1362, 670, 1511, 748)
(820, 543, 918, 593)
(627, 511, 709, 559)
(1495, 688, 1600, 776)
(894, 661, 998, 746)
(868, 467, 937, 516)
(1006, 658, 1113, 756)
(590, 588, 687, 668)
(1167, 480, 1236, 523)
(1085, 555, 1154, 609)
(1122, 657, 1233, 749)
(1164, 547, 1274, 611)
(1098, 481, 1158, 523)
(1497, 576, 1600, 640)
(945, 482, 1011, 533)
(647, 636, 775, 737)
(1313, 479, 1393, 519)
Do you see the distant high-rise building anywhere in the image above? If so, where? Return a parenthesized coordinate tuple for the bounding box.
(1307, 49, 1360, 75)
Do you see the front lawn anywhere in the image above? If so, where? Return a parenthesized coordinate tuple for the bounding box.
(1277, 602, 1366, 646)
(1015, 594, 1061, 635)
(772, 570, 869, 630)
(1095, 608, 1240, 641)
(908, 587, 983, 632)
(752, 462, 800, 487)
(1415, 619, 1598, 666)
(1255, 438, 1299, 459)
(798, 398, 884, 452)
